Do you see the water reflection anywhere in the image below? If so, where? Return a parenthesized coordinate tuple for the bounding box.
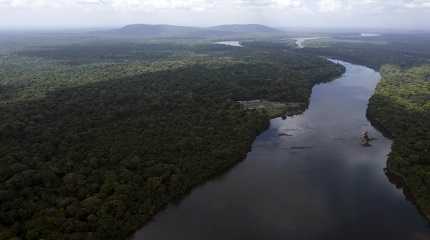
(133, 61, 430, 240)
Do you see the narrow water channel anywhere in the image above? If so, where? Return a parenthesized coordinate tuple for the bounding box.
(133, 60, 430, 240)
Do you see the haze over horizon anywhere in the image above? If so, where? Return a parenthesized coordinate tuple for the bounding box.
(1, 0, 430, 31)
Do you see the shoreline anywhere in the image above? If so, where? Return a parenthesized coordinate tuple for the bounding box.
(318, 55, 430, 224)
(130, 101, 307, 239)
(131, 61, 346, 239)
(239, 100, 307, 119)
(384, 165, 430, 223)
(367, 103, 430, 223)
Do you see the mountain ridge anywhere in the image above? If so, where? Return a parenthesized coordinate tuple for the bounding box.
(105, 23, 284, 38)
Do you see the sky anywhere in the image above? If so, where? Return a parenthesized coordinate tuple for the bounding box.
(1, 0, 430, 30)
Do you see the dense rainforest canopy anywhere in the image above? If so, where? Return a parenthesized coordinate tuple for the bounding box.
(3, 30, 429, 240)
(0, 41, 344, 240)
(300, 34, 430, 69)
(368, 65, 430, 218)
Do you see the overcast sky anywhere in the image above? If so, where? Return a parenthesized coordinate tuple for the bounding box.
(1, 0, 430, 30)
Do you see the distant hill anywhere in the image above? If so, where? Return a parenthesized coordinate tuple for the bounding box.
(116, 24, 204, 36)
(104, 24, 285, 39)
(209, 24, 283, 34)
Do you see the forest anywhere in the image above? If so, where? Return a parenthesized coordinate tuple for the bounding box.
(367, 65, 430, 218)
(300, 34, 430, 69)
(0, 40, 344, 239)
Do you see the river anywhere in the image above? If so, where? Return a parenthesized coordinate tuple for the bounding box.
(214, 41, 243, 47)
(133, 60, 430, 240)
(294, 37, 323, 48)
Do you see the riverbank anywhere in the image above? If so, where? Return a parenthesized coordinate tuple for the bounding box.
(239, 100, 306, 119)
(367, 64, 430, 222)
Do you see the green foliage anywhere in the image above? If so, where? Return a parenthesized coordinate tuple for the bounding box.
(300, 35, 430, 69)
(0, 42, 344, 239)
(1, 42, 344, 104)
(367, 64, 430, 217)
(0, 55, 237, 103)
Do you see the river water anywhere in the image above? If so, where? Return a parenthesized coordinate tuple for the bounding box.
(133, 60, 430, 240)
(214, 41, 243, 47)
(294, 37, 323, 48)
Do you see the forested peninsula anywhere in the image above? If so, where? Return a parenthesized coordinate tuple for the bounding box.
(0, 42, 344, 239)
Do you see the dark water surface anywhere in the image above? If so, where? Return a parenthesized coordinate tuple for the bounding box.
(133, 61, 430, 240)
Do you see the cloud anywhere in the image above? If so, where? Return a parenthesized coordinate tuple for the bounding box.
(0, 0, 429, 29)
(0, 0, 303, 12)
(314, 0, 430, 13)
(272, 0, 303, 8)
(404, 0, 430, 8)
(317, 0, 342, 12)
(107, 0, 216, 11)
(238, 0, 303, 8)
(0, 0, 217, 11)
(2, 0, 430, 11)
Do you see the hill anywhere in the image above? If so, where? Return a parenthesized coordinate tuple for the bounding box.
(114, 24, 213, 38)
(209, 24, 283, 34)
(106, 24, 284, 39)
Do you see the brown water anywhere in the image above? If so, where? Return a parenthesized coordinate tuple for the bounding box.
(133, 60, 430, 240)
